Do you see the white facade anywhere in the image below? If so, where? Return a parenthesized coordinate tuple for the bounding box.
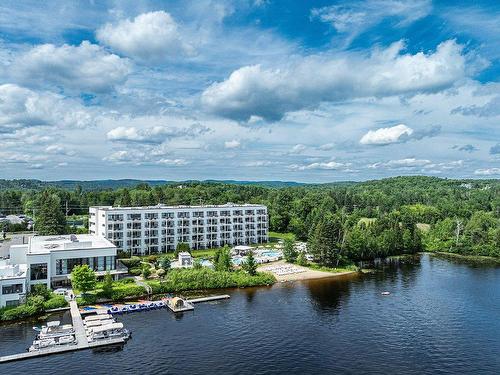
(0, 259, 28, 308)
(9, 234, 123, 290)
(89, 203, 268, 255)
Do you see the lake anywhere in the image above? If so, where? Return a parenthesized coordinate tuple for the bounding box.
(1, 254, 499, 374)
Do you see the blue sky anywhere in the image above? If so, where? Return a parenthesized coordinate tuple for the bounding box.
(0, 0, 499, 182)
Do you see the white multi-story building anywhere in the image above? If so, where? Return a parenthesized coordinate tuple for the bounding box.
(9, 234, 125, 291)
(89, 203, 268, 255)
(0, 259, 28, 308)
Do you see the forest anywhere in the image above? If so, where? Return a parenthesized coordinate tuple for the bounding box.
(0, 176, 498, 264)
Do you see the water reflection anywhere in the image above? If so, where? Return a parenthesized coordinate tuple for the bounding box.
(306, 275, 355, 313)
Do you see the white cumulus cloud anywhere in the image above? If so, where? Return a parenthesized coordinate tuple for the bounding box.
(96, 11, 194, 63)
(289, 161, 347, 171)
(0, 84, 94, 133)
(360, 124, 414, 145)
(106, 123, 209, 144)
(202, 40, 467, 122)
(11, 41, 131, 93)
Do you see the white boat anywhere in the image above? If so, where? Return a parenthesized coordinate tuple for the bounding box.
(36, 321, 75, 339)
(57, 335, 76, 345)
(28, 338, 56, 352)
(84, 314, 113, 322)
(87, 322, 131, 342)
(85, 318, 115, 328)
(28, 335, 76, 352)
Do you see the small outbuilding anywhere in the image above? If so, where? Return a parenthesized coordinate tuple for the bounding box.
(178, 252, 193, 267)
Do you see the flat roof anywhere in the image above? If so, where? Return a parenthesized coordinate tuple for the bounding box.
(90, 203, 267, 211)
(27, 234, 115, 254)
(0, 261, 27, 280)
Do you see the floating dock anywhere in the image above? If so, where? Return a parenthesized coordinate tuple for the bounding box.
(188, 295, 231, 303)
(0, 301, 124, 364)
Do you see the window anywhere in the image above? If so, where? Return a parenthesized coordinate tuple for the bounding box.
(2, 283, 23, 294)
(30, 263, 48, 280)
(6, 300, 20, 307)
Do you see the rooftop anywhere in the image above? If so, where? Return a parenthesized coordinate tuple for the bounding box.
(26, 234, 115, 254)
(0, 259, 27, 280)
(90, 203, 267, 211)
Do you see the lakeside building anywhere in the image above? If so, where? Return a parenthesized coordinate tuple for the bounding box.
(89, 203, 268, 255)
(8, 234, 126, 292)
(0, 259, 28, 307)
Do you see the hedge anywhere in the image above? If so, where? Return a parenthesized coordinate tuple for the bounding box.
(146, 268, 276, 294)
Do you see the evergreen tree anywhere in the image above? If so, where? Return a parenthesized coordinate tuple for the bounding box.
(309, 213, 343, 267)
(215, 246, 232, 272)
(242, 251, 258, 275)
(35, 190, 66, 235)
(283, 237, 298, 263)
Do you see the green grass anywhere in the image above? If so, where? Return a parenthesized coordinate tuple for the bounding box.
(268, 231, 294, 243)
(307, 263, 359, 274)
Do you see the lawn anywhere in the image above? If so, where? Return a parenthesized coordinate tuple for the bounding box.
(268, 231, 294, 243)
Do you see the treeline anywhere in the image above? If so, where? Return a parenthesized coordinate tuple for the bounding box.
(0, 176, 498, 260)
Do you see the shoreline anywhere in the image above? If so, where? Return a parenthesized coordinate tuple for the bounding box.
(428, 251, 500, 265)
(258, 260, 358, 282)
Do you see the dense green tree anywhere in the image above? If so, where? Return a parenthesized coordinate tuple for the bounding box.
(242, 251, 258, 276)
(296, 251, 308, 266)
(283, 237, 298, 263)
(102, 271, 113, 298)
(71, 265, 96, 294)
(34, 190, 66, 235)
(309, 213, 344, 267)
(214, 246, 232, 272)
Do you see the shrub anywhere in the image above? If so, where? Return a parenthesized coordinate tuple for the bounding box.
(146, 268, 275, 294)
(76, 293, 97, 305)
(102, 271, 113, 299)
(43, 294, 68, 310)
(1, 304, 40, 321)
(117, 250, 131, 259)
(128, 267, 142, 276)
(30, 284, 51, 300)
(296, 252, 308, 266)
(106, 285, 146, 301)
(147, 255, 158, 264)
(142, 265, 152, 279)
(121, 256, 142, 268)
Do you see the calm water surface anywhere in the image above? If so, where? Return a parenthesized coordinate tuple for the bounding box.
(1, 254, 499, 374)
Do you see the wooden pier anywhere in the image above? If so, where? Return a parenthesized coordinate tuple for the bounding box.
(188, 295, 231, 303)
(0, 300, 124, 364)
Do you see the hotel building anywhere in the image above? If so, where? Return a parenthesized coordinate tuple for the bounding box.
(89, 203, 268, 255)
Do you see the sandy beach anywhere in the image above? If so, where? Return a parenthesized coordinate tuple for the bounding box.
(258, 260, 357, 282)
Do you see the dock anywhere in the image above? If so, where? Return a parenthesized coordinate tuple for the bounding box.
(188, 295, 231, 303)
(0, 300, 124, 364)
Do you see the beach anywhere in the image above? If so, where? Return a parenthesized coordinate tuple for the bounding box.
(258, 260, 357, 282)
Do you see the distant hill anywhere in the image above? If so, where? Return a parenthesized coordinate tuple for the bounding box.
(0, 179, 309, 191)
